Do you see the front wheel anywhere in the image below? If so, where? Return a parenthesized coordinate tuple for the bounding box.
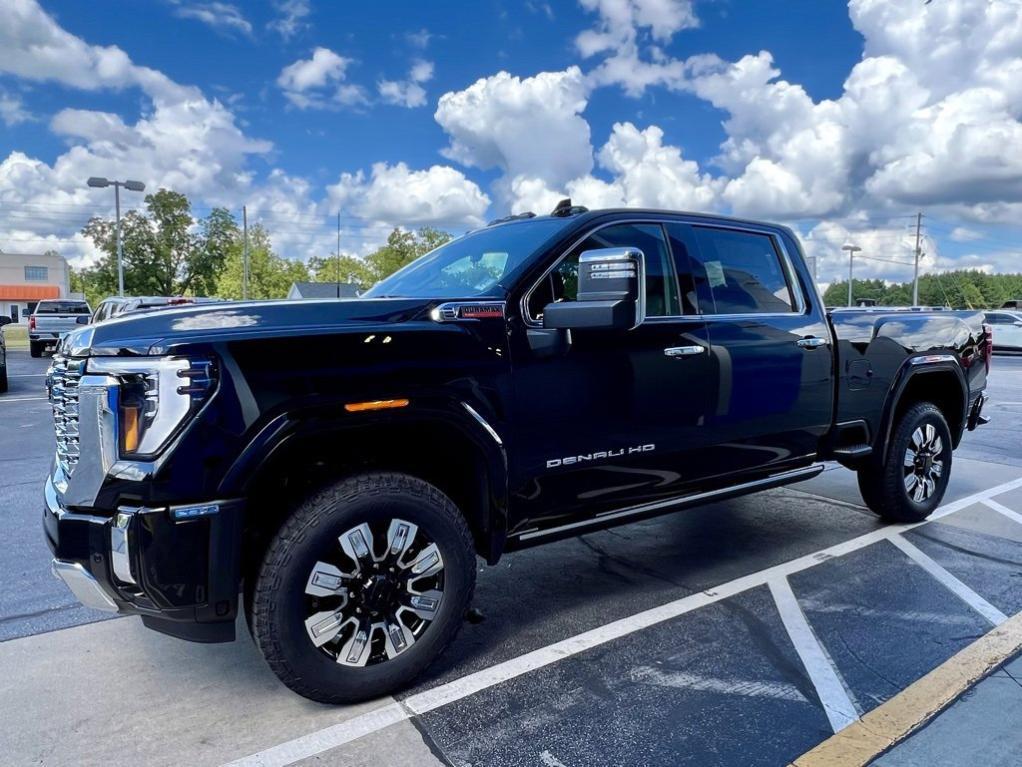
(858, 402, 952, 523)
(250, 473, 476, 703)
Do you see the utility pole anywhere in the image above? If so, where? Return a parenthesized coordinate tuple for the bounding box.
(842, 244, 861, 307)
(242, 205, 249, 300)
(912, 211, 923, 306)
(336, 211, 341, 299)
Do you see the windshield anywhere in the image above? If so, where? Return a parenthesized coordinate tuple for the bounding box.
(364, 218, 572, 299)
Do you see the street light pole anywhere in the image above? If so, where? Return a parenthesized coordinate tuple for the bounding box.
(114, 183, 122, 296)
(842, 243, 862, 307)
(87, 177, 145, 297)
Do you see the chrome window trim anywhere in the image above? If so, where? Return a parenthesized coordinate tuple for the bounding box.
(520, 218, 810, 327)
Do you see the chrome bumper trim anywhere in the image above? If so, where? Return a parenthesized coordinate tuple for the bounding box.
(51, 559, 120, 613)
(111, 510, 136, 585)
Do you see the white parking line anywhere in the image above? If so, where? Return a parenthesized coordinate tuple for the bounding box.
(888, 535, 1008, 626)
(769, 577, 859, 732)
(0, 396, 47, 403)
(6, 373, 46, 378)
(982, 498, 1022, 526)
(224, 475, 1022, 767)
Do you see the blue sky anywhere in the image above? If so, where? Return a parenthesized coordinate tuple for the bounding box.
(1, 0, 1020, 286)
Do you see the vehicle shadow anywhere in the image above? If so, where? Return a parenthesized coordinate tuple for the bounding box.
(402, 486, 882, 695)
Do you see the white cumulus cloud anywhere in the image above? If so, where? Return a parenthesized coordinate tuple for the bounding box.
(378, 60, 434, 108)
(435, 67, 594, 198)
(328, 162, 491, 229)
(277, 47, 367, 109)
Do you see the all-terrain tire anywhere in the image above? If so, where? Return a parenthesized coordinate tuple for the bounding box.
(857, 402, 952, 523)
(29, 342, 42, 358)
(250, 472, 476, 704)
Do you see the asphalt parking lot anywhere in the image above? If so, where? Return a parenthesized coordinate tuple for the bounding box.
(2, 348, 1021, 766)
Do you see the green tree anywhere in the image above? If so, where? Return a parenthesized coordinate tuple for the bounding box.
(79, 190, 237, 299)
(215, 225, 309, 300)
(824, 270, 1022, 309)
(309, 226, 453, 292)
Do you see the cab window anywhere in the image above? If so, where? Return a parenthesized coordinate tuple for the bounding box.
(528, 223, 681, 321)
(686, 227, 798, 315)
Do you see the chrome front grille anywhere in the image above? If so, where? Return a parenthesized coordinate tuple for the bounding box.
(48, 355, 86, 476)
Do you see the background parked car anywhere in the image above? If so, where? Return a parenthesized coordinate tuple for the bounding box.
(985, 310, 1022, 352)
(91, 296, 224, 323)
(28, 299, 91, 358)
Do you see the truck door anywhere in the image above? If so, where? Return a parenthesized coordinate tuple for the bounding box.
(508, 221, 714, 536)
(664, 222, 832, 477)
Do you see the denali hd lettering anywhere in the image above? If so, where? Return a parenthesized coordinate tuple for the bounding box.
(547, 444, 655, 468)
(44, 202, 991, 704)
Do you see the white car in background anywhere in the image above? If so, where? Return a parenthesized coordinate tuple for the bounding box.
(985, 310, 1022, 352)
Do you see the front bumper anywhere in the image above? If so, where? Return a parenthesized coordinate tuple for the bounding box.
(44, 473, 244, 642)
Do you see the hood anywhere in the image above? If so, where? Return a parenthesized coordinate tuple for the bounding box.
(62, 297, 436, 357)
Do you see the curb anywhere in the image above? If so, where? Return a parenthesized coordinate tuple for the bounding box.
(791, 611, 1022, 766)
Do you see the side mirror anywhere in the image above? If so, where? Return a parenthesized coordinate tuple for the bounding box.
(0, 316, 11, 327)
(1014, 321, 1022, 327)
(542, 247, 645, 331)
(76, 315, 90, 325)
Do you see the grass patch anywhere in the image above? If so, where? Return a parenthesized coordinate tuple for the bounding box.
(2, 325, 28, 349)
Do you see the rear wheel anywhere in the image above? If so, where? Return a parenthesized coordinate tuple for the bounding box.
(251, 472, 476, 703)
(857, 402, 952, 523)
(0, 359, 7, 393)
(29, 341, 42, 358)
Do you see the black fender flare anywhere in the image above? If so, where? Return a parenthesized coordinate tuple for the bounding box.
(216, 396, 511, 562)
(876, 354, 969, 461)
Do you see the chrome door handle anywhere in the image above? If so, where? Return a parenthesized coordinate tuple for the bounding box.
(796, 337, 828, 349)
(664, 345, 704, 358)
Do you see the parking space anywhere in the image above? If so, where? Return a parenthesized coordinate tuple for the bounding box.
(1, 353, 1021, 766)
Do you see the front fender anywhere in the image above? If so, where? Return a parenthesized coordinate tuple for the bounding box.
(218, 396, 511, 561)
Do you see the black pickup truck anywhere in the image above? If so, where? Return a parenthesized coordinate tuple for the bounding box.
(44, 206, 991, 703)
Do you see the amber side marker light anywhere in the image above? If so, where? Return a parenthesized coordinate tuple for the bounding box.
(344, 398, 410, 413)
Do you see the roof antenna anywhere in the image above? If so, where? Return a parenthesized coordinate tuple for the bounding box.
(550, 198, 588, 217)
(551, 199, 573, 216)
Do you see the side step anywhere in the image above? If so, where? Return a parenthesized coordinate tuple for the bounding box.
(832, 444, 873, 458)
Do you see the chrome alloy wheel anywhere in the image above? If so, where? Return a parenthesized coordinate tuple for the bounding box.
(904, 424, 945, 503)
(303, 519, 444, 667)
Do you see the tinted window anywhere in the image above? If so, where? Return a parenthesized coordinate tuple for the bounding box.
(688, 227, 796, 314)
(35, 301, 91, 314)
(986, 313, 1015, 325)
(528, 223, 680, 320)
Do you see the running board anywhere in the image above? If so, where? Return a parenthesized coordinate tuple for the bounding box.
(512, 464, 825, 544)
(832, 444, 873, 458)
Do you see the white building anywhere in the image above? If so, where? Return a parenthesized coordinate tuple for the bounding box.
(0, 250, 73, 323)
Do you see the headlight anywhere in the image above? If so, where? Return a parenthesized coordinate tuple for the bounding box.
(86, 356, 217, 459)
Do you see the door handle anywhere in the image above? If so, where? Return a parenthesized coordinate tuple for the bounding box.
(664, 345, 704, 358)
(796, 337, 828, 349)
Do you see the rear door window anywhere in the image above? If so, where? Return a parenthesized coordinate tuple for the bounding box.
(687, 227, 798, 315)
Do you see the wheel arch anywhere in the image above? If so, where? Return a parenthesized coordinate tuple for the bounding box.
(223, 402, 510, 583)
(878, 357, 968, 461)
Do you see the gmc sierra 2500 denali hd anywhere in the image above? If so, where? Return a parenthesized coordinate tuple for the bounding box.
(44, 205, 991, 703)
